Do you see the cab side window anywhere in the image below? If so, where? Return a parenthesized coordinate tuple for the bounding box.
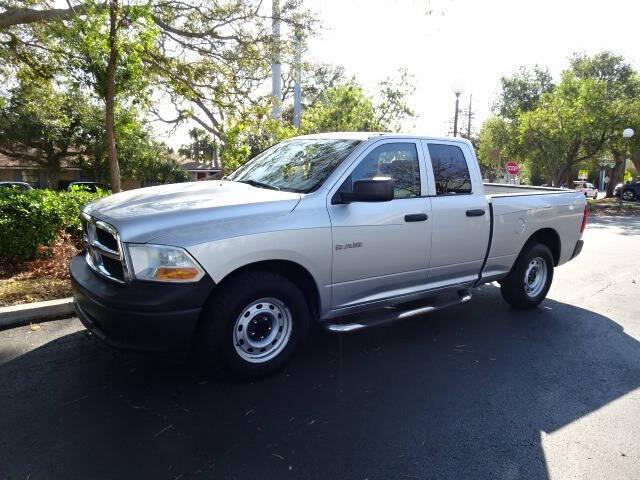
(347, 143, 421, 199)
(428, 143, 472, 195)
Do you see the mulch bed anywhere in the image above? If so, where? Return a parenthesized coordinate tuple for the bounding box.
(588, 198, 640, 217)
(0, 233, 80, 307)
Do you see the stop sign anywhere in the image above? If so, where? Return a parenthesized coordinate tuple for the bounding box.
(506, 161, 520, 175)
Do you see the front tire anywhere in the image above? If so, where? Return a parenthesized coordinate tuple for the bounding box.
(199, 271, 311, 378)
(500, 243, 554, 309)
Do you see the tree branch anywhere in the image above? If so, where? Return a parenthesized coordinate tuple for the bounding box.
(0, 5, 87, 29)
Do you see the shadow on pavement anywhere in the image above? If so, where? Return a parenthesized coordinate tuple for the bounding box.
(588, 214, 640, 235)
(0, 285, 639, 480)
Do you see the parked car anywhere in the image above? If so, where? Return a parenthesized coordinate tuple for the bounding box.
(59, 181, 110, 192)
(614, 181, 640, 201)
(72, 133, 588, 377)
(573, 181, 598, 199)
(0, 181, 33, 191)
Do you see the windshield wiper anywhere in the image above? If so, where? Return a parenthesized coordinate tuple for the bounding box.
(237, 179, 281, 191)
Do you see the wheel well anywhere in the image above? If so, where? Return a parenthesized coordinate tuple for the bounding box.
(217, 260, 320, 319)
(524, 228, 561, 266)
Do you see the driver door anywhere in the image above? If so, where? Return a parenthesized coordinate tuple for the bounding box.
(327, 139, 432, 310)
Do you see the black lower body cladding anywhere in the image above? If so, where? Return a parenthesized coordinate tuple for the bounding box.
(70, 254, 215, 352)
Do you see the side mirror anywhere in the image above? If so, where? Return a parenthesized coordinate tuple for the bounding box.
(337, 178, 394, 203)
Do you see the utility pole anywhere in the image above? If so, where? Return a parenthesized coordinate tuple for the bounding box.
(466, 93, 472, 138)
(452, 90, 461, 137)
(271, 0, 282, 120)
(292, 19, 302, 129)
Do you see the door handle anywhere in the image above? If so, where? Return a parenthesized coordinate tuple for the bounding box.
(466, 209, 486, 217)
(405, 213, 428, 222)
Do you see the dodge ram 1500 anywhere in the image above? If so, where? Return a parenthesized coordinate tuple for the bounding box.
(72, 133, 587, 376)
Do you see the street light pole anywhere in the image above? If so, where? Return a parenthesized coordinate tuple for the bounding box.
(619, 128, 635, 208)
(453, 91, 461, 137)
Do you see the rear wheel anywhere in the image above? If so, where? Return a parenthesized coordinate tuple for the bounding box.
(500, 243, 554, 309)
(198, 271, 311, 378)
(622, 190, 636, 201)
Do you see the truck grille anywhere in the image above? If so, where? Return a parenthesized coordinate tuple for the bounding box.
(81, 212, 128, 284)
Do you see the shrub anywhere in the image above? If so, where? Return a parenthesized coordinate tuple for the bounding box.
(0, 188, 108, 262)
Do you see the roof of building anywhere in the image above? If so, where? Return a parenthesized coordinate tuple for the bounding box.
(0, 152, 81, 170)
(179, 160, 221, 172)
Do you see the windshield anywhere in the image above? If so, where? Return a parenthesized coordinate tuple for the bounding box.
(227, 138, 361, 193)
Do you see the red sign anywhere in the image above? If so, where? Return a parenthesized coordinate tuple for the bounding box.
(506, 161, 520, 175)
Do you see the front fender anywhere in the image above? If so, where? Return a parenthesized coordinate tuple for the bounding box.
(187, 228, 333, 314)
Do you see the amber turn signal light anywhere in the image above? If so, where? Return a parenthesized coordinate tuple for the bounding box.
(154, 267, 201, 281)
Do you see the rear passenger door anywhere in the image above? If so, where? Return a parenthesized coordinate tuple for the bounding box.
(421, 141, 490, 288)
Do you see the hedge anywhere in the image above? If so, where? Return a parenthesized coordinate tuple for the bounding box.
(0, 188, 108, 262)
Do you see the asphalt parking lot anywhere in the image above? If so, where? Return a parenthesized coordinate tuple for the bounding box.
(1, 216, 639, 480)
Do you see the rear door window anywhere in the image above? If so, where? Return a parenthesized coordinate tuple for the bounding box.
(427, 144, 472, 195)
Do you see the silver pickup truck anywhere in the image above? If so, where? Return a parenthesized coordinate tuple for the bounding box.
(72, 133, 587, 376)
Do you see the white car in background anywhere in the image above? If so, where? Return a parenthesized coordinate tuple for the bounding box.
(573, 181, 598, 199)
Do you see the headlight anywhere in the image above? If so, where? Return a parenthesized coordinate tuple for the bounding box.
(127, 244, 205, 283)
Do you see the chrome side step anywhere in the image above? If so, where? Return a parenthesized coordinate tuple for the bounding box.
(324, 289, 472, 333)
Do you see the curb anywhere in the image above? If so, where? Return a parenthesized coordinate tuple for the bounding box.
(0, 297, 75, 329)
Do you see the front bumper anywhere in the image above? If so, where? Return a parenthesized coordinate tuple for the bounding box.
(70, 254, 214, 352)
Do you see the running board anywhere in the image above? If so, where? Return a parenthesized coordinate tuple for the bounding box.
(324, 289, 472, 333)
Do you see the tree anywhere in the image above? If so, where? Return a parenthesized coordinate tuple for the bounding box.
(570, 52, 640, 196)
(75, 106, 190, 186)
(516, 72, 615, 185)
(478, 52, 640, 188)
(494, 66, 554, 121)
(282, 63, 345, 111)
(477, 117, 512, 181)
(0, 73, 98, 188)
(301, 74, 416, 134)
(179, 128, 219, 166)
(1, 0, 315, 186)
(215, 73, 417, 173)
(301, 81, 380, 133)
(375, 68, 416, 132)
(220, 102, 296, 173)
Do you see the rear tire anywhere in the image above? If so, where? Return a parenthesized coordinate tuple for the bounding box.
(622, 190, 636, 201)
(500, 243, 554, 309)
(198, 270, 311, 378)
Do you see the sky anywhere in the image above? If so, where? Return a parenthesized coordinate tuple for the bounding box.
(159, 0, 640, 148)
(298, 0, 640, 137)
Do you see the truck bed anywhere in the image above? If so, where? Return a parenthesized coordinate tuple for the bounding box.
(484, 183, 572, 197)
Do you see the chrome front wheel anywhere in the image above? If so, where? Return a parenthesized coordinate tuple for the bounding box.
(233, 297, 293, 364)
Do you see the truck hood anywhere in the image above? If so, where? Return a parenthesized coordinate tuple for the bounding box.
(84, 180, 302, 243)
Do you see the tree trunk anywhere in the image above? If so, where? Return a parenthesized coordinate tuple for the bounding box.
(553, 164, 568, 187)
(46, 153, 61, 189)
(105, 0, 121, 193)
(631, 148, 640, 175)
(605, 151, 622, 197)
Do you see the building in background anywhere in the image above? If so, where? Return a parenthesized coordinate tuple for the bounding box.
(0, 152, 85, 189)
(179, 159, 222, 181)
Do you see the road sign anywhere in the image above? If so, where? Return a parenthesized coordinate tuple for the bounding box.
(578, 169, 588, 180)
(506, 161, 520, 175)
